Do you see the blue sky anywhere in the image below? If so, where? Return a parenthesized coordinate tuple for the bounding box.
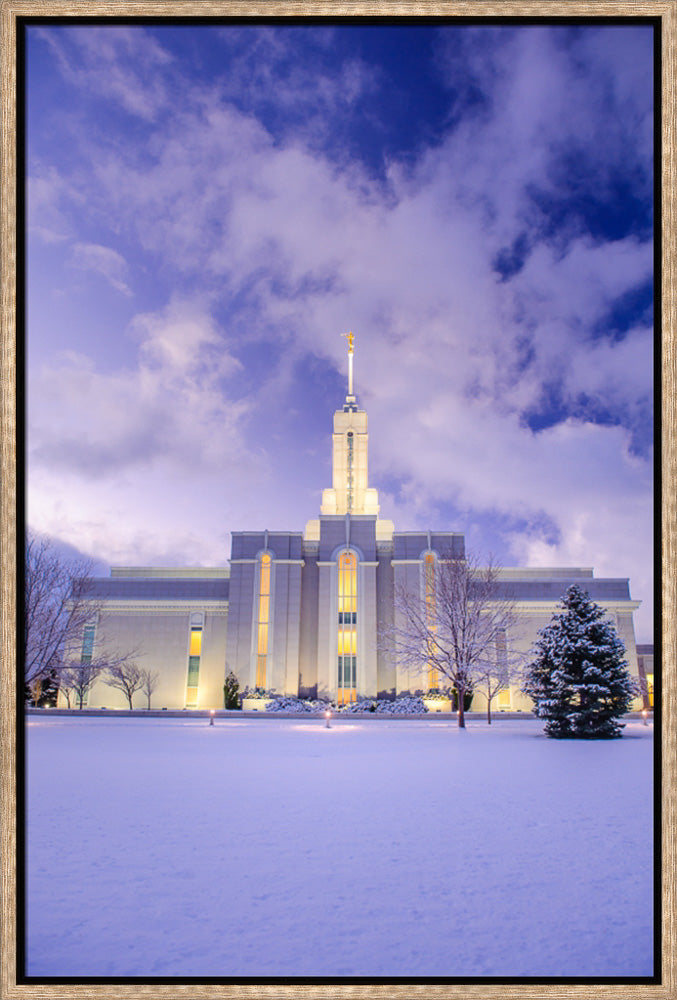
(25, 22, 655, 641)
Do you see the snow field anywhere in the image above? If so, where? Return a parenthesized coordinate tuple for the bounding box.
(26, 716, 654, 978)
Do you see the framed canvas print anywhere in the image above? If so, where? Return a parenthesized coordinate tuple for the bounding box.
(2, 1, 673, 997)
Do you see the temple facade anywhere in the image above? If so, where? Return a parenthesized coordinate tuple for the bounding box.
(67, 337, 642, 712)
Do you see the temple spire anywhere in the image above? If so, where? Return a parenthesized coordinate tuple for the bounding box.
(317, 330, 380, 517)
(341, 331, 355, 398)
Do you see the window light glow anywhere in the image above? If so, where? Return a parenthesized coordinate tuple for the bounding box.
(189, 629, 202, 656)
(256, 554, 271, 689)
(337, 551, 357, 705)
(186, 624, 203, 707)
(497, 687, 511, 709)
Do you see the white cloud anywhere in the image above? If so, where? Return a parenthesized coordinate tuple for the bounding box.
(37, 26, 173, 121)
(27, 26, 654, 639)
(29, 297, 250, 479)
(71, 243, 132, 296)
(27, 166, 82, 244)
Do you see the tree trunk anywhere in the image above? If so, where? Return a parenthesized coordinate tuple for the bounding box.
(457, 689, 466, 728)
(487, 697, 492, 725)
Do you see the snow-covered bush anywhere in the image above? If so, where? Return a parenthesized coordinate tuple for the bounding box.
(263, 694, 430, 714)
(241, 687, 273, 700)
(338, 696, 429, 714)
(265, 696, 331, 713)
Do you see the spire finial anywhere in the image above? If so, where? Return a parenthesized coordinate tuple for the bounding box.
(341, 331, 355, 397)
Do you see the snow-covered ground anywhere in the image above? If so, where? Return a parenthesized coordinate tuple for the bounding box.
(25, 716, 654, 979)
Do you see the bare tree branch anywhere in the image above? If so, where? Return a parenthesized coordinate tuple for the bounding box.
(57, 660, 105, 710)
(471, 624, 527, 723)
(105, 662, 144, 709)
(24, 532, 143, 708)
(24, 534, 102, 690)
(139, 668, 160, 710)
(383, 551, 523, 728)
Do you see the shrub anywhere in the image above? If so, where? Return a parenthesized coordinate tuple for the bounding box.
(265, 696, 331, 713)
(451, 686, 474, 712)
(223, 671, 240, 710)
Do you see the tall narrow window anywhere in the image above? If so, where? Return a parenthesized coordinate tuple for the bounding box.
(337, 551, 357, 705)
(186, 625, 202, 707)
(79, 624, 96, 707)
(256, 553, 271, 689)
(81, 624, 96, 664)
(425, 553, 438, 690)
(496, 629, 511, 709)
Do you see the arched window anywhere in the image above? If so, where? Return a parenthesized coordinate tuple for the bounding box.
(337, 551, 357, 705)
(424, 553, 438, 690)
(256, 553, 271, 689)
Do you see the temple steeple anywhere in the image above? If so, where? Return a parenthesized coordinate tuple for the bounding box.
(341, 330, 355, 401)
(320, 333, 380, 516)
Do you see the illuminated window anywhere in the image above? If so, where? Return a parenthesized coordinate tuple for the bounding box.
(256, 554, 271, 689)
(189, 629, 202, 657)
(186, 625, 202, 707)
(424, 553, 438, 690)
(646, 673, 654, 707)
(337, 551, 357, 705)
(497, 687, 511, 709)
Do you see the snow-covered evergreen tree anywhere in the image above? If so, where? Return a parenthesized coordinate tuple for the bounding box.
(523, 585, 637, 738)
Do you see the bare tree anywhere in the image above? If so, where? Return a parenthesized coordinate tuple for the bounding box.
(58, 660, 106, 710)
(139, 668, 160, 709)
(24, 534, 101, 693)
(25, 533, 141, 709)
(471, 627, 525, 724)
(55, 670, 75, 709)
(105, 662, 144, 709)
(385, 551, 520, 728)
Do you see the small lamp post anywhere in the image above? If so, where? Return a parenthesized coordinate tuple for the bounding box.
(642, 709, 648, 726)
(325, 709, 331, 729)
(209, 709, 215, 726)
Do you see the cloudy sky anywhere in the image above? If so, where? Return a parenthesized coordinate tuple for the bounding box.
(25, 21, 655, 640)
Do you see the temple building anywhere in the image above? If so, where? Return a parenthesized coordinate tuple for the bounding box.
(66, 336, 643, 712)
